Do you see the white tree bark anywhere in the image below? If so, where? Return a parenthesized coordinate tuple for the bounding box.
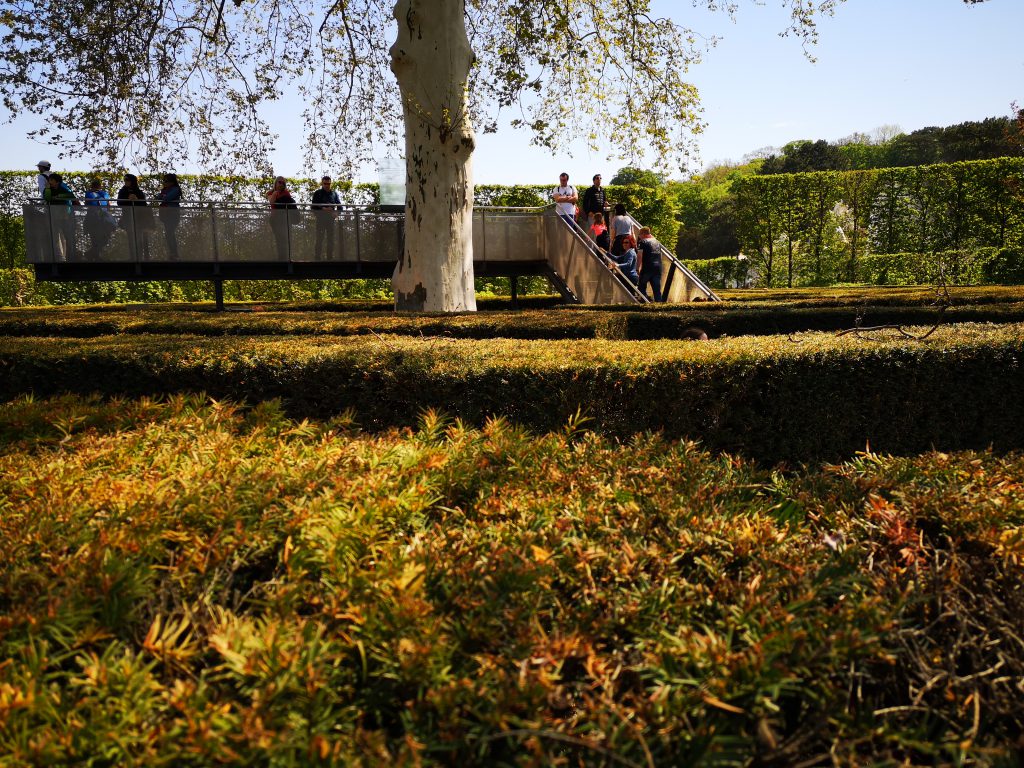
(390, 0, 477, 312)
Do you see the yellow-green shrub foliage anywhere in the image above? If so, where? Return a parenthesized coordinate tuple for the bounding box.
(1, 395, 1022, 764)
(856, 247, 1024, 285)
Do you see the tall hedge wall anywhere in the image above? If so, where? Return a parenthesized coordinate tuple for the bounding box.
(732, 158, 1024, 287)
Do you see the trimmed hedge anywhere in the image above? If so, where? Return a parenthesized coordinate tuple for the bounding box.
(716, 284, 1024, 306)
(1, 325, 1022, 462)
(3, 297, 1024, 340)
(692, 249, 1024, 289)
(732, 159, 1024, 287)
(855, 247, 1024, 286)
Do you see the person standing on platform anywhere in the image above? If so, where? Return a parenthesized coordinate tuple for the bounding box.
(156, 173, 182, 260)
(636, 226, 664, 302)
(551, 172, 577, 228)
(581, 173, 607, 227)
(26, 161, 53, 261)
(83, 178, 117, 258)
(35, 161, 51, 196)
(267, 176, 297, 260)
(43, 173, 79, 261)
(117, 173, 153, 261)
(311, 175, 341, 260)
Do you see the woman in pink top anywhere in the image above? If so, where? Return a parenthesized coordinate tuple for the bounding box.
(590, 212, 610, 252)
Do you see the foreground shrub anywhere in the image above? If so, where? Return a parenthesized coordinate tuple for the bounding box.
(0, 395, 1022, 765)
(1, 325, 1023, 462)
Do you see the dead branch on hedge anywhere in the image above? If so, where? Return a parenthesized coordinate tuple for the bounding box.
(368, 328, 399, 350)
(836, 263, 952, 341)
(834, 307, 947, 340)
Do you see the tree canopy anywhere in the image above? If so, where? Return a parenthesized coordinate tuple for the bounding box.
(756, 115, 1022, 175)
(610, 167, 666, 188)
(0, 0, 850, 177)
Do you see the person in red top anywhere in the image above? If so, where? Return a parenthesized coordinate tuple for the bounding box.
(267, 176, 297, 260)
(590, 212, 610, 253)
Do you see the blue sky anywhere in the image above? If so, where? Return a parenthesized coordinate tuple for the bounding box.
(2, 0, 1021, 185)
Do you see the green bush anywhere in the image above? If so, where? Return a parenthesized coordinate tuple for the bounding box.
(682, 256, 751, 288)
(0, 268, 39, 306)
(981, 248, 1024, 284)
(607, 183, 679, 246)
(0, 212, 26, 268)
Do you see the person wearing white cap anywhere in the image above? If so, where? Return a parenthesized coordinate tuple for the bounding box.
(36, 161, 51, 197)
(27, 161, 53, 261)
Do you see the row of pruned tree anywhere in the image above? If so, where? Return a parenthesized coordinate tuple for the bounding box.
(731, 157, 1024, 287)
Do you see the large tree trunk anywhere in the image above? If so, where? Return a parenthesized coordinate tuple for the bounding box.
(389, 0, 477, 312)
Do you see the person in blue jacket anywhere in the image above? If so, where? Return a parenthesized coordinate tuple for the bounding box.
(608, 233, 639, 285)
(83, 178, 117, 258)
(43, 173, 79, 260)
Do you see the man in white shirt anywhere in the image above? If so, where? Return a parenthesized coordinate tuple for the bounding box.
(551, 172, 577, 227)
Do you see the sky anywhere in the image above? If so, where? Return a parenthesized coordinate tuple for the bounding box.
(2, 0, 1021, 186)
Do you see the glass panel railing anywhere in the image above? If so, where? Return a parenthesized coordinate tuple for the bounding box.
(22, 200, 718, 303)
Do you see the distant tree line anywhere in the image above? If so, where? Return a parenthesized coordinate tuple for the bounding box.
(757, 115, 1023, 175)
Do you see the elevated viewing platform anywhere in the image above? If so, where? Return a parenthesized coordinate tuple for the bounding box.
(24, 201, 719, 306)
